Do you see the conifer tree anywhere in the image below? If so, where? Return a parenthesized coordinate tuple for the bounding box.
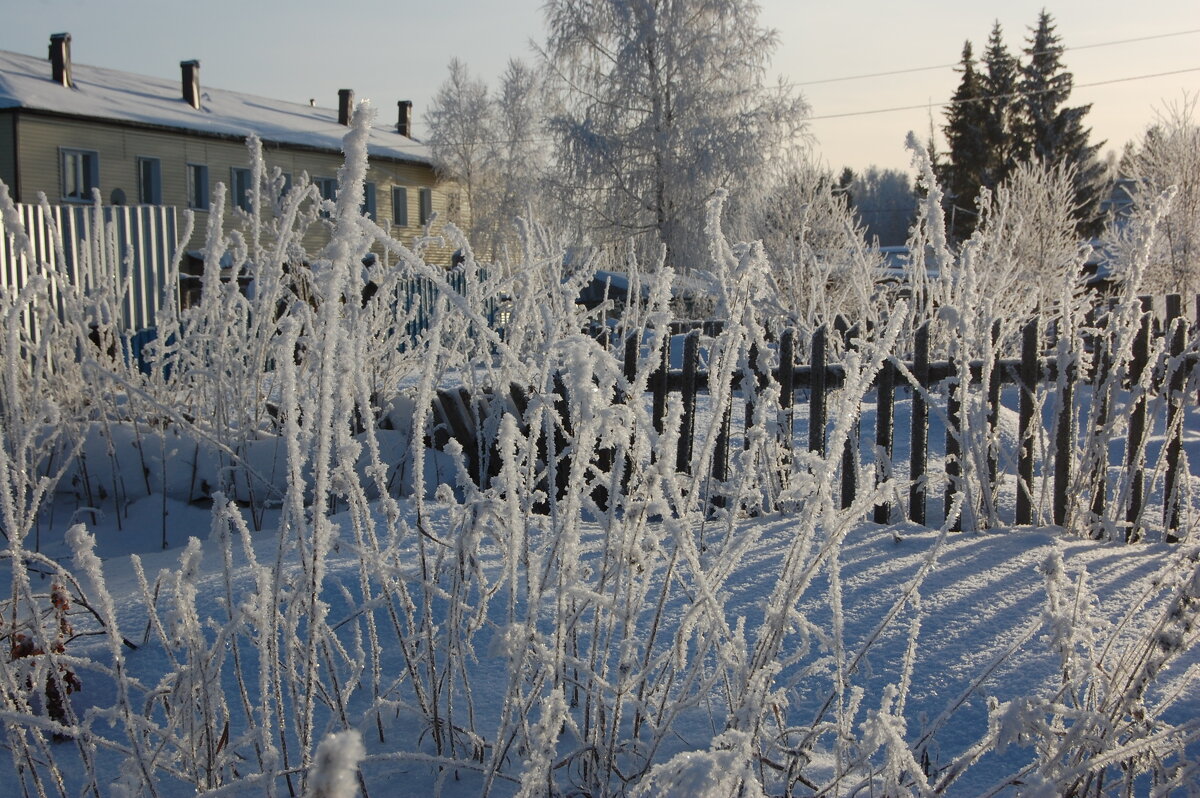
(980, 21, 1021, 189)
(941, 41, 989, 236)
(1018, 10, 1106, 233)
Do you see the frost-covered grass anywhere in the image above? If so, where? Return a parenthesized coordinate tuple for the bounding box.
(0, 109, 1197, 797)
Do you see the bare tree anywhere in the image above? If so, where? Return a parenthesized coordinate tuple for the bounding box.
(1116, 96, 1200, 297)
(425, 59, 493, 239)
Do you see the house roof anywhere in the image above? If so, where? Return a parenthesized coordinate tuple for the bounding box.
(0, 48, 432, 166)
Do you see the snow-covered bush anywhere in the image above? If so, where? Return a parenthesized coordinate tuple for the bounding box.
(0, 100, 1195, 798)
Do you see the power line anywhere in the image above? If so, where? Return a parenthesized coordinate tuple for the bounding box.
(795, 28, 1200, 87)
(807, 66, 1200, 121)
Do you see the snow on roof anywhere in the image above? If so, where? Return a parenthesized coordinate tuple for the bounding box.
(0, 48, 432, 166)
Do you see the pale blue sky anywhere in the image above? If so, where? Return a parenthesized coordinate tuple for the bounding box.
(2, 0, 1197, 173)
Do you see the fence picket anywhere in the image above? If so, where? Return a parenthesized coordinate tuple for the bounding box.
(1125, 296, 1152, 541)
(1017, 318, 1039, 525)
(909, 322, 930, 525)
(874, 357, 895, 524)
(1163, 294, 1185, 540)
(809, 325, 827, 456)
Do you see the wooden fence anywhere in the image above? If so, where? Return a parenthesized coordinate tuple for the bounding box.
(433, 296, 1199, 538)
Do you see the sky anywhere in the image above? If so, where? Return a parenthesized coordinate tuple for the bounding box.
(2, 0, 1197, 175)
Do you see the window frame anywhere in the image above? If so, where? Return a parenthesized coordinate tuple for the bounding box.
(362, 181, 377, 221)
(230, 167, 253, 212)
(187, 163, 210, 211)
(418, 187, 433, 226)
(392, 186, 408, 227)
(61, 147, 100, 203)
(136, 157, 162, 205)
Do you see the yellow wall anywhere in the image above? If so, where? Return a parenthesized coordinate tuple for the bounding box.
(13, 113, 460, 265)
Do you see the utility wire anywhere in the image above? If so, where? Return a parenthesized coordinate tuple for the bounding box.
(796, 28, 1200, 86)
(807, 66, 1200, 121)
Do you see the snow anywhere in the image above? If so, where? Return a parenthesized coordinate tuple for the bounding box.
(10, 476, 1198, 796)
(0, 49, 431, 165)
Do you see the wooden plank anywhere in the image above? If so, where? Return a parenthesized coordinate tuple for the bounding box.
(987, 321, 1001, 495)
(1053, 324, 1074, 527)
(652, 330, 668, 433)
(1125, 296, 1152, 541)
(1016, 318, 1039, 525)
(874, 357, 895, 524)
(677, 330, 699, 474)
(945, 368, 961, 529)
(1163, 294, 1185, 540)
(809, 325, 827, 456)
(841, 324, 859, 510)
(909, 322, 929, 525)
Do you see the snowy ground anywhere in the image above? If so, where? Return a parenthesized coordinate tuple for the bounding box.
(6, 393, 1197, 797)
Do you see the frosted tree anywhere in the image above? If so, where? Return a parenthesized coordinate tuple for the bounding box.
(1116, 96, 1200, 296)
(487, 59, 553, 264)
(542, 0, 809, 272)
(426, 58, 551, 263)
(1017, 10, 1106, 234)
(753, 160, 884, 328)
(426, 59, 493, 238)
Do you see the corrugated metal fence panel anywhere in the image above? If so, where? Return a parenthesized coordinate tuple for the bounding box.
(1, 203, 178, 337)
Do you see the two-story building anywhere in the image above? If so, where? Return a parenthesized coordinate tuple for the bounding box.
(0, 33, 456, 271)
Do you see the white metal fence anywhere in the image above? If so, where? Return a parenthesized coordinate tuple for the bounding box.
(0, 202, 179, 336)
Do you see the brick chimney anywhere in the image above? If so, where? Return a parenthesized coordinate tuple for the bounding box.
(338, 89, 354, 126)
(181, 60, 200, 109)
(396, 100, 413, 137)
(49, 33, 72, 87)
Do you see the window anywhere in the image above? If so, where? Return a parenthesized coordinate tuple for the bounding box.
(418, 187, 433, 226)
(231, 167, 253, 212)
(391, 186, 408, 226)
(314, 177, 337, 216)
(362, 182, 377, 221)
(187, 163, 209, 210)
(61, 148, 99, 201)
(314, 177, 337, 203)
(137, 157, 161, 205)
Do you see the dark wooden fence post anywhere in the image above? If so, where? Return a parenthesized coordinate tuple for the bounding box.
(780, 328, 796, 455)
(744, 342, 769, 449)
(1163, 294, 1185, 540)
(909, 322, 929, 525)
(711, 383, 732, 510)
(552, 372, 572, 502)
(1016, 317, 1039, 525)
(1053, 330, 1074, 527)
(987, 320, 1002, 496)
(1125, 296, 1152, 542)
(874, 357, 895, 524)
(945, 369, 962, 530)
(841, 323, 860, 509)
(1089, 300, 1115, 526)
(623, 330, 638, 390)
(652, 329, 669, 433)
(677, 330, 700, 474)
(810, 325, 827, 457)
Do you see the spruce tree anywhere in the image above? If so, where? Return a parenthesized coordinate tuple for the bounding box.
(980, 22, 1021, 189)
(1019, 10, 1106, 234)
(941, 41, 989, 237)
